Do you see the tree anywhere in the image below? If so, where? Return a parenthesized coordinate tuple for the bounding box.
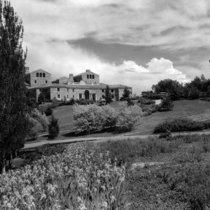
(0, 1, 28, 173)
(38, 92, 45, 104)
(104, 85, 112, 104)
(48, 116, 59, 139)
(159, 96, 174, 111)
(152, 79, 184, 100)
(122, 86, 131, 99)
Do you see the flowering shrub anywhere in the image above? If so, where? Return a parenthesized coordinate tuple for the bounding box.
(115, 105, 142, 132)
(0, 143, 129, 210)
(73, 105, 117, 134)
(31, 108, 49, 132)
(73, 104, 142, 134)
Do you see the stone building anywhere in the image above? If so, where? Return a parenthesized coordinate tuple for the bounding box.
(26, 68, 132, 102)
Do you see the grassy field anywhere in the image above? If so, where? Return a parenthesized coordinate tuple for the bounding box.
(134, 99, 210, 135)
(36, 100, 210, 140)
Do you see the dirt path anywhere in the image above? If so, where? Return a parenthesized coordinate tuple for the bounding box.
(22, 130, 210, 150)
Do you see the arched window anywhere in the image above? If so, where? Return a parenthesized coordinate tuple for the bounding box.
(92, 75, 95, 79)
(40, 73, 42, 77)
(36, 73, 39, 77)
(43, 73, 46, 77)
(87, 75, 89, 79)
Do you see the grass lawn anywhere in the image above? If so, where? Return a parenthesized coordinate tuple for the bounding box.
(34, 99, 210, 141)
(134, 99, 210, 135)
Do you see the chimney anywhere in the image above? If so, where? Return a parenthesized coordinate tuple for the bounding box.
(86, 69, 91, 72)
(25, 67, 29, 74)
(69, 74, 74, 82)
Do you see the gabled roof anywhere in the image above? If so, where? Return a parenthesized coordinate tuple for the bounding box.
(30, 69, 51, 75)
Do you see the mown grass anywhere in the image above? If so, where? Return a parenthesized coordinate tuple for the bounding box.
(35, 100, 210, 141)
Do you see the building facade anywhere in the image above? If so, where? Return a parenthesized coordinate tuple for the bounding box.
(26, 69, 132, 102)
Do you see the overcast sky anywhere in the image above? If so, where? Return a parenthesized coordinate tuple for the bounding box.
(10, 0, 210, 94)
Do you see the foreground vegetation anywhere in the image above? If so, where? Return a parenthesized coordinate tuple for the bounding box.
(3, 134, 210, 209)
(0, 143, 128, 210)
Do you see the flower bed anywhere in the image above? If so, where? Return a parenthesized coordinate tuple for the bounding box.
(0, 143, 128, 210)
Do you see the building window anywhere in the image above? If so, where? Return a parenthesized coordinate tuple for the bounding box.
(112, 95, 114, 98)
(58, 94, 60, 98)
(43, 73, 45, 77)
(40, 73, 42, 77)
(111, 89, 114, 92)
(35, 80, 37, 83)
(57, 88, 60, 91)
(79, 94, 82, 99)
(46, 80, 48, 83)
(73, 89, 74, 92)
(93, 75, 95, 79)
(102, 89, 104, 92)
(87, 75, 89, 79)
(36, 73, 39, 77)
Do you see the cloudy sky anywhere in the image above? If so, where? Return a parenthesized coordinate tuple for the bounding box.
(10, 0, 210, 94)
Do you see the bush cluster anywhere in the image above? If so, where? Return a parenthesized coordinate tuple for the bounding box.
(73, 104, 142, 134)
(154, 118, 210, 133)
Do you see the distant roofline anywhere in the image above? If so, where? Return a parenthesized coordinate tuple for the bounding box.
(29, 69, 51, 75)
(27, 83, 131, 90)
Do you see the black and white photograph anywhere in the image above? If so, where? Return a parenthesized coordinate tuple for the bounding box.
(1, 0, 210, 209)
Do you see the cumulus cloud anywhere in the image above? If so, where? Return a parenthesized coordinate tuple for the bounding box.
(9, 0, 199, 94)
(24, 36, 188, 94)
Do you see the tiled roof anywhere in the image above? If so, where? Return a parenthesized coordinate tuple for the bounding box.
(28, 83, 131, 90)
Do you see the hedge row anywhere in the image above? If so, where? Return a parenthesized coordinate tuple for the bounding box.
(154, 118, 210, 133)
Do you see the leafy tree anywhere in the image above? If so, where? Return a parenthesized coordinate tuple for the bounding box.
(0, 1, 28, 173)
(122, 86, 131, 98)
(152, 79, 184, 100)
(104, 85, 112, 104)
(38, 92, 45, 104)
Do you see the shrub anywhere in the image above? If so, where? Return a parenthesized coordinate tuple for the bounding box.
(45, 106, 53, 116)
(38, 93, 45, 104)
(159, 96, 174, 111)
(31, 108, 49, 131)
(48, 116, 59, 139)
(101, 106, 117, 129)
(115, 105, 142, 132)
(75, 99, 95, 105)
(154, 118, 206, 133)
(25, 130, 38, 141)
(138, 97, 155, 105)
(73, 104, 117, 134)
(73, 104, 104, 134)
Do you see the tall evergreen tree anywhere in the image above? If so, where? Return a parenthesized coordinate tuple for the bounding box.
(104, 85, 112, 104)
(0, 1, 28, 173)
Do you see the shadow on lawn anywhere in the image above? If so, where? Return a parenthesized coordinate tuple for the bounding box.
(62, 128, 119, 138)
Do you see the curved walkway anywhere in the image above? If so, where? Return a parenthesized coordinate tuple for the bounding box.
(23, 130, 210, 150)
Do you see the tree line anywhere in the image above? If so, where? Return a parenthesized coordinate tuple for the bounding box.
(152, 75, 210, 100)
